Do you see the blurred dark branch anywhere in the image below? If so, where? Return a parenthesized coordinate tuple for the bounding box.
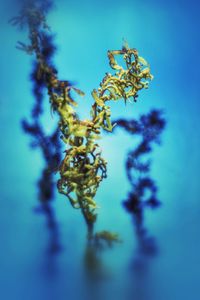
(114, 109, 166, 269)
(12, 0, 62, 255)
(22, 120, 61, 203)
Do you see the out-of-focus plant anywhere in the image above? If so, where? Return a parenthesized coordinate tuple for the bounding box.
(113, 110, 166, 268)
(11, 0, 153, 240)
(10, 0, 62, 253)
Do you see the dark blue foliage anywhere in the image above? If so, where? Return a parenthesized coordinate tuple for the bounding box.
(114, 110, 166, 268)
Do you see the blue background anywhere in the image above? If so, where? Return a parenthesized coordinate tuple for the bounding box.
(0, 0, 200, 299)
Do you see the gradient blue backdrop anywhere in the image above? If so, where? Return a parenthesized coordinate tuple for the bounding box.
(0, 0, 200, 299)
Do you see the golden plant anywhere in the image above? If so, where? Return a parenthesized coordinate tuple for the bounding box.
(11, 0, 153, 239)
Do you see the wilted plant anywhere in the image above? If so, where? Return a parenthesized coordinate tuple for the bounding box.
(11, 0, 153, 240)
